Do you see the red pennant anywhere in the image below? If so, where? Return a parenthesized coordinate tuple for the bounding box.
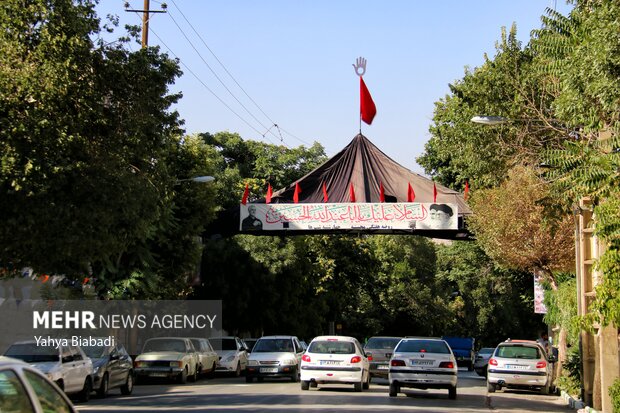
(407, 183, 415, 202)
(349, 183, 356, 203)
(360, 77, 377, 125)
(82, 277, 90, 285)
(464, 180, 470, 201)
(322, 182, 329, 203)
(433, 182, 438, 203)
(379, 181, 385, 203)
(241, 182, 249, 205)
(293, 182, 301, 203)
(266, 183, 273, 204)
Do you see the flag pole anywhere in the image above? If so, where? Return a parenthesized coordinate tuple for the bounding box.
(353, 57, 366, 135)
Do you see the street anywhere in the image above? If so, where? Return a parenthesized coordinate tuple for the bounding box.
(77, 370, 572, 412)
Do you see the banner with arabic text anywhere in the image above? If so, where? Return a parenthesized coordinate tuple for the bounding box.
(240, 203, 458, 232)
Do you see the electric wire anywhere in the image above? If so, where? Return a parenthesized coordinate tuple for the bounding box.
(168, 0, 312, 146)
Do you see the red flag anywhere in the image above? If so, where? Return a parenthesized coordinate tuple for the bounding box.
(360, 77, 377, 125)
(407, 183, 415, 202)
(349, 183, 356, 202)
(433, 182, 438, 203)
(464, 180, 470, 201)
(379, 181, 385, 202)
(322, 182, 329, 203)
(266, 183, 273, 204)
(241, 182, 249, 205)
(293, 182, 301, 203)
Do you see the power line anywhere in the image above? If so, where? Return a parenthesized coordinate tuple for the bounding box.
(168, 0, 312, 146)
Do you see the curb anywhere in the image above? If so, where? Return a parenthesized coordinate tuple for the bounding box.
(561, 390, 599, 413)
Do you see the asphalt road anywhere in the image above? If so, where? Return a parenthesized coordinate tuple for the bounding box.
(77, 370, 572, 413)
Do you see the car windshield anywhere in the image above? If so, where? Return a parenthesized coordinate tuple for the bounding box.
(5, 343, 60, 363)
(364, 337, 401, 350)
(396, 340, 450, 354)
(253, 339, 293, 353)
(308, 340, 355, 354)
(142, 339, 186, 353)
(211, 339, 238, 351)
(497, 345, 540, 359)
(82, 344, 107, 359)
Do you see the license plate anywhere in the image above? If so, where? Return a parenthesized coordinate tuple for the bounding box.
(411, 359, 434, 366)
(506, 364, 527, 370)
(259, 367, 278, 373)
(320, 360, 341, 365)
(377, 365, 389, 370)
(150, 372, 168, 377)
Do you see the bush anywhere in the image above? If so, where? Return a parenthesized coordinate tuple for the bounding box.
(557, 347, 581, 398)
(609, 378, 620, 413)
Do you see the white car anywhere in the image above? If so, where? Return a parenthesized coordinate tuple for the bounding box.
(300, 335, 370, 392)
(0, 356, 78, 412)
(212, 336, 249, 376)
(134, 337, 200, 383)
(188, 338, 219, 378)
(246, 335, 304, 382)
(487, 339, 555, 394)
(4, 340, 93, 402)
(388, 337, 458, 399)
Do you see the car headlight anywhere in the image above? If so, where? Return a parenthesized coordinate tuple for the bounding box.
(135, 361, 148, 368)
(170, 361, 183, 368)
(93, 365, 100, 374)
(225, 355, 236, 362)
(248, 359, 258, 366)
(281, 359, 297, 366)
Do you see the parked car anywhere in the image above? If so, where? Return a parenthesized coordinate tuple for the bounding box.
(246, 335, 304, 382)
(474, 347, 496, 377)
(0, 356, 78, 412)
(363, 336, 402, 379)
(188, 338, 219, 378)
(4, 340, 93, 402)
(211, 336, 249, 376)
(388, 337, 458, 399)
(300, 335, 370, 392)
(81, 339, 134, 397)
(487, 339, 556, 394)
(134, 337, 199, 384)
(243, 338, 259, 353)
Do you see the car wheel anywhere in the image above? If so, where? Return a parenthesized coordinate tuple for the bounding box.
(120, 372, 134, 395)
(96, 373, 109, 398)
(354, 379, 363, 392)
(189, 365, 198, 382)
(310, 381, 317, 388)
(362, 371, 370, 390)
(301, 380, 310, 391)
(487, 381, 496, 393)
(77, 377, 92, 403)
(234, 362, 241, 377)
(178, 367, 188, 384)
(389, 382, 399, 397)
(209, 362, 217, 379)
(449, 385, 457, 400)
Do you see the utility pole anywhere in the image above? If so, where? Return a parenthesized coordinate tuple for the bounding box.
(124, 1, 167, 48)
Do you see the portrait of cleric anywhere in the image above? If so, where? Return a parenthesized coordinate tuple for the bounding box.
(423, 203, 455, 229)
(241, 204, 263, 231)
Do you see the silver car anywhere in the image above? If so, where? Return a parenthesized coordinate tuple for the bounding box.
(246, 335, 304, 382)
(4, 341, 93, 402)
(388, 337, 458, 399)
(474, 347, 496, 377)
(486, 339, 555, 394)
(363, 336, 401, 379)
(0, 356, 77, 412)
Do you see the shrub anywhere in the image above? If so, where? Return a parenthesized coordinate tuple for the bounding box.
(609, 377, 620, 413)
(557, 347, 581, 398)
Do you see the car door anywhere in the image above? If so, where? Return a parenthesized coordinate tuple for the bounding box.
(293, 338, 303, 366)
(107, 345, 121, 388)
(60, 345, 78, 392)
(69, 346, 89, 392)
(236, 338, 248, 369)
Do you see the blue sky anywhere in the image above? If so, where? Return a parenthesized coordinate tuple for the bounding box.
(97, 1, 574, 174)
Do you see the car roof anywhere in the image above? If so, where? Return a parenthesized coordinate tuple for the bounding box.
(401, 337, 444, 341)
(366, 336, 402, 340)
(311, 335, 357, 343)
(145, 337, 187, 341)
(0, 356, 29, 368)
(500, 339, 540, 346)
(258, 335, 297, 340)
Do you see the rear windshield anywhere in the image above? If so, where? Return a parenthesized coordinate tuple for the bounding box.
(253, 339, 294, 353)
(364, 338, 401, 350)
(395, 340, 450, 354)
(496, 345, 540, 359)
(309, 340, 355, 354)
(143, 339, 186, 353)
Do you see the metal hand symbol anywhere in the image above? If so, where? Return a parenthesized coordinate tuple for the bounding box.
(352, 56, 367, 76)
